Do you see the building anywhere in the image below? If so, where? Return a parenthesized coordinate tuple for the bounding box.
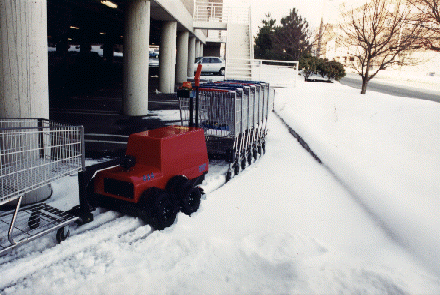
(0, 0, 253, 119)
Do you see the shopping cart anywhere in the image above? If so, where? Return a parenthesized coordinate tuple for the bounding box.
(178, 80, 271, 180)
(0, 118, 84, 255)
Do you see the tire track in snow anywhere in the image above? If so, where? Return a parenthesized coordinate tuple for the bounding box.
(0, 214, 147, 291)
(0, 161, 234, 291)
(273, 111, 405, 249)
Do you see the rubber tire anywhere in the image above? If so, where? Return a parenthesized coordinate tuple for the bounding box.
(56, 226, 70, 243)
(140, 188, 178, 231)
(181, 187, 202, 216)
(219, 68, 225, 76)
(166, 175, 188, 195)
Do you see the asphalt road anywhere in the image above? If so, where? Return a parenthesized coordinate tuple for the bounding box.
(340, 73, 440, 103)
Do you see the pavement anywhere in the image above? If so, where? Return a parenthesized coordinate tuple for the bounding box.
(49, 75, 181, 159)
(339, 73, 440, 103)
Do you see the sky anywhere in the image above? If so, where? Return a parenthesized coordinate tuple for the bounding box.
(227, 0, 340, 33)
(222, 0, 364, 36)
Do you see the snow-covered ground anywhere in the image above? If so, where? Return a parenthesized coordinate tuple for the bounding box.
(0, 77, 439, 294)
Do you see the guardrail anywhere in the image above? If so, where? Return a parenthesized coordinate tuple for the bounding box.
(194, 1, 250, 24)
(225, 59, 299, 88)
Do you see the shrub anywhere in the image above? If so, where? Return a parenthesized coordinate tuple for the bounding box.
(299, 54, 346, 82)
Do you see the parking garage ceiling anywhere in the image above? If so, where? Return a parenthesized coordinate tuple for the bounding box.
(47, 0, 163, 46)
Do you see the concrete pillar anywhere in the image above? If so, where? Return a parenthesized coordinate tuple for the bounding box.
(188, 36, 196, 77)
(195, 40, 200, 58)
(122, 0, 150, 116)
(0, 0, 49, 119)
(0, 0, 51, 204)
(159, 21, 177, 94)
(176, 31, 189, 84)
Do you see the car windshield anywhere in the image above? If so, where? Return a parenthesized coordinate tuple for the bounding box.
(195, 57, 203, 63)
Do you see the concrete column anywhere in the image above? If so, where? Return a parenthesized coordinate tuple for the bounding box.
(0, 0, 49, 119)
(159, 21, 177, 93)
(195, 40, 200, 58)
(0, 0, 51, 204)
(122, 0, 150, 116)
(176, 31, 189, 84)
(188, 36, 196, 77)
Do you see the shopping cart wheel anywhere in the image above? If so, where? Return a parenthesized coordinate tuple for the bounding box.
(226, 171, 232, 182)
(253, 148, 258, 160)
(28, 209, 40, 230)
(56, 226, 70, 243)
(234, 163, 240, 175)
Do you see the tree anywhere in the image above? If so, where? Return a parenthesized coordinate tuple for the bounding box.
(271, 8, 313, 61)
(339, 0, 425, 94)
(408, 0, 440, 51)
(254, 14, 277, 60)
(254, 8, 312, 61)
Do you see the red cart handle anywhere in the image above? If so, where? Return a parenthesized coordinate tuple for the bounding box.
(195, 63, 202, 87)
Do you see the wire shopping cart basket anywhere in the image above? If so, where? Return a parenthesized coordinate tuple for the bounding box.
(0, 118, 85, 255)
(178, 80, 272, 180)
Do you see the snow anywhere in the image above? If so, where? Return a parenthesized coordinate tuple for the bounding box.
(1, 77, 439, 294)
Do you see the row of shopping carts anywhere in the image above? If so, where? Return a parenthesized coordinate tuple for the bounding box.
(0, 118, 84, 255)
(178, 80, 273, 179)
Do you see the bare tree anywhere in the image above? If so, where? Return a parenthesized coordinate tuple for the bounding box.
(408, 0, 440, 51)
(339, 0, 425, 94)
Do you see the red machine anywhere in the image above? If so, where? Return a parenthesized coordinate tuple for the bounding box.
(82, 125, 209, 230)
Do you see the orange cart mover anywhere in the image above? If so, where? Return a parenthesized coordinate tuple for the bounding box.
(76, 125, 209, 231)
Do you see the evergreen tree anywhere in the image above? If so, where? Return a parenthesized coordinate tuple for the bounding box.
(271, 8, 312, 61)
(254, 9, 312, 61)
(254, 14, 276, 60)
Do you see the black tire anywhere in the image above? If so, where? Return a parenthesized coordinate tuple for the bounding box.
(56, 226, 70, 243)
(181, 187, 202, 216)
(28, 209, 40, 230)
(139, 188, 178, 230)
(166, 175, 188, 194)
(219, 68, 225, 76)
(241, 158, 247, 170)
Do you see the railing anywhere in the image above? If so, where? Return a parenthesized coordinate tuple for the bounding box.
(194, 1, 250, 25)
(253, 60, 299, 87)
(225, 59, 299, 88)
